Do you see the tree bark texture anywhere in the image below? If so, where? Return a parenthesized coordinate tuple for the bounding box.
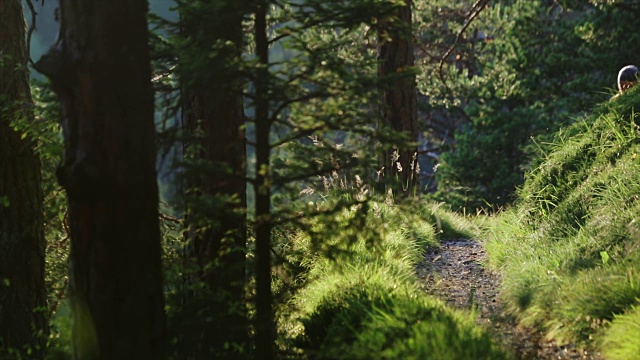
(0, 1, 48, 357)
(378, 0, 419, 197)
(35, 1, 166, 358)
(179, 1, 248, 357)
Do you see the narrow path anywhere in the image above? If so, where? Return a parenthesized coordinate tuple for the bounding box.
(416, 239, 602, 360)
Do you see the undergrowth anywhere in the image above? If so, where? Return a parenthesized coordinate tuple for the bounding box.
(482, 86, 640, 358)
(278, 199, 507, 359)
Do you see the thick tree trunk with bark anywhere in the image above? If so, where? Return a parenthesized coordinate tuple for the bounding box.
(179, 1, 248, 357)
(0, 1, 48, 357)
(378, 0, 419, 197)
(35, 1, 166, 358)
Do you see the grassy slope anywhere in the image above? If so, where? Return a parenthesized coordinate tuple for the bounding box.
(278, 201, 507, 359)
(482, 87, 640, 359)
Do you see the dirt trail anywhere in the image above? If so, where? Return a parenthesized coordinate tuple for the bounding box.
(417, 239, 603, 360)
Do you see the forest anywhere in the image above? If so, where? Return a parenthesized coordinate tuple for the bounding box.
(2, 0, 640, 359)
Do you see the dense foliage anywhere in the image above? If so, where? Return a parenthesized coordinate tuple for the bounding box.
(415, 0, 640, 211)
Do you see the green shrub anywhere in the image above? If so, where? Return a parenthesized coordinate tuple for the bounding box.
(281, 201, 507, 359)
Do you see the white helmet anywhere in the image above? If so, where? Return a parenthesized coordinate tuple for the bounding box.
(617, 65, 639, 92)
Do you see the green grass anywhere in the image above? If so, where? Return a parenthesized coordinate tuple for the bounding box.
(421, 202, 482, 240)
(482, 86, 640, 355)
(279, 200, 508, 359)
(601, 304, 640, 360)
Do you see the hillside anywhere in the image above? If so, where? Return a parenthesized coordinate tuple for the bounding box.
(483, 87, 640, 359)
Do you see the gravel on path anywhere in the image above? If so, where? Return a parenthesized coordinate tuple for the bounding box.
(417, 239, 603, 360)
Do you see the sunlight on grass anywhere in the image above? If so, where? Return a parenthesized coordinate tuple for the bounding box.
(421, 202, 482, 240)
(277, 200, 508, 359)
(482, 87, 640, 355)
(601, 304, 640, 360)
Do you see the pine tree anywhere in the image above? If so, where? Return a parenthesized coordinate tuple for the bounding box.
(378, 0, 419, 197)
(177, 1, 250, 357)
(35, 1, 166, 358)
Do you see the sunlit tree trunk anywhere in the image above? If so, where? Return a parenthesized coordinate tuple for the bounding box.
(35, 1, 166, 358)
(0, 1, 48, 357)
(179, 1, 248, 357)
(254, 1, 274, 358)
(378, 0, 419, 197)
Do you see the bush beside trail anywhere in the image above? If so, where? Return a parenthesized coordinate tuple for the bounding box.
(277, 201, 508, 359)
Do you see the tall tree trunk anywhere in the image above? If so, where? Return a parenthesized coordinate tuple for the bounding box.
(0, 1, 48, 357)
(35, 1, 166, 358)
(179, 1, 248, 358)
(378, 0, 419, 197)
(254, 2, 273, 359)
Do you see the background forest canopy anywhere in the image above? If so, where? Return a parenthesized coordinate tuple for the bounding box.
(3, 0, 640, 359)
(23, 0, 640, 211)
